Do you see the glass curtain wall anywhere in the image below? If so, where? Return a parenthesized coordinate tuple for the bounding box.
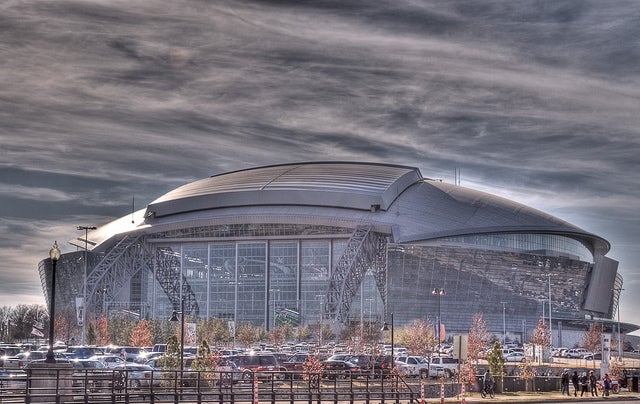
(150, 237, 350, 327)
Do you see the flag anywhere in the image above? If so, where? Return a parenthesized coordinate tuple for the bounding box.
(31, 326, 45, 337)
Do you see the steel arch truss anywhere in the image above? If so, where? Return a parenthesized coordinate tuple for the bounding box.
(86, 235, 199, 317)
(155, 247, 200, 316)
(325, 226, 388, 324)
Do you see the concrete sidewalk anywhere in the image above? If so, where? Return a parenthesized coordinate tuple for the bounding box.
(442, 390, 640, 403)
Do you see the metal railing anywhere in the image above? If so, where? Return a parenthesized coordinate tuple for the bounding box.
(0, 369, 460, 404)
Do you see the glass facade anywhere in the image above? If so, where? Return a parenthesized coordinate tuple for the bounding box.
(147, 227, 355, 329)
(386, 243, 592, 343)
(435, 233, 593, 262)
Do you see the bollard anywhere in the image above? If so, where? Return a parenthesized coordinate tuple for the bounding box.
(440, 378, 445, 404)
(461, 382, 466, 404)
(254, 375, 259, 404)
(421, 379, 426, 404)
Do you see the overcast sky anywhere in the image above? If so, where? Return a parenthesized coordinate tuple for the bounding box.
(1, 0, 639, 335)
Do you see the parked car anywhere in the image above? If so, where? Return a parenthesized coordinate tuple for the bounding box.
(228, 353, 285, 381)
(504, 352, 526, 362)
(429, 356, 459, 377)
(70, 359, 112, 392)
(108, 346, 148, 363)
(395, 356, 431, 378)
(280, 354, 314, 373)
(565, 348, 589, 358)
(64, 346, 105, 359)
(321, 359, 361, 379)
(89, 354, 127, 368)
(0, 346, 24, 367)
(345, 354, 375, 375)
(373, 355, 394, 378)
(3, 351, 65, 370)
(582, 352, 602, 361)
(113, 363, 162, 389)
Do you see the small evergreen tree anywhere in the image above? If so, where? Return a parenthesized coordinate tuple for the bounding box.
(158, 335, 181, 370)
(486, 341, 505, 376)
(86, 322, 97, 345)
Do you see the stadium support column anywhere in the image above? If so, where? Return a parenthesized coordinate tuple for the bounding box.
(432, 288, 445, 343)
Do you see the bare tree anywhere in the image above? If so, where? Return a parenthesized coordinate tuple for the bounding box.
(467, 312, 490, 368)
(130, 319, 153, 347)
(530, 318, 551, 348)
(582, 321, 602, 354)
(396, 319, 436, 357)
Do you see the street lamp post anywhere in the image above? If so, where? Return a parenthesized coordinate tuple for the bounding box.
(501, 302, 507, 345)
(381, 313, 394, 370)
(270, 289, 280, 331)
(170, 298, 185, 374)
(77, 225, 96, 346)
(46, 241, 61, 363)
(432, 288, 445, 343)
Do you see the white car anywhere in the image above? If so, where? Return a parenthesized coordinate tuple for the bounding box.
(565, 348, 589, 358)
(504, 352, 526, 362)
(89, 354, 127, 368)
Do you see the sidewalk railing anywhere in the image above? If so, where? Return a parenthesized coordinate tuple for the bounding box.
(0, 368, 463, 404)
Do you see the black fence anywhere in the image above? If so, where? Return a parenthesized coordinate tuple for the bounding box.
(4, 369, 636, 404)
(1, 369, 462, 404)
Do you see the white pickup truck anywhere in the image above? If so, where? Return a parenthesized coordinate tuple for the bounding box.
(429, 356, 459, 377)
(395, 356, 444, 378)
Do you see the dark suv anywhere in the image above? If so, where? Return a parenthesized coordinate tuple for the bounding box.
(373, 355, 394, 378)
(229, 354, 285, 380)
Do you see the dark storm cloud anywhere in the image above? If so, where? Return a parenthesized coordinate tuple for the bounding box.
(1, 0, 638, 328)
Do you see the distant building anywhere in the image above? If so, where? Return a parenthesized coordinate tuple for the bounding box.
(38, 162, 636, 343)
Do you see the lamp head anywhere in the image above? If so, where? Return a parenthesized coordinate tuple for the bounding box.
(49, 241, 61, 262)
(170, 311, 179, 322)
(381, 322, 389, 332)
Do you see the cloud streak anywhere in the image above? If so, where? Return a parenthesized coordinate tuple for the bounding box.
(1, 0, 639, 331)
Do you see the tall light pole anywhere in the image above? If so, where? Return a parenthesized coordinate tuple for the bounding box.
(612, 287, 624, 360)
(381, 312, 394, 370)
(46, 241, 61, 363)
(500, 302, 507, 345)
(77, 225, 96, 345)
(547, 273, 553, 348)
(170, 298, 185, 374)
(316, 295, 324, 346)
(432, 288, 445, 343)
(269, 288, 280, 331)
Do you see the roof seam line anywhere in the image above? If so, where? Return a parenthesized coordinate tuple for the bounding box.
(260, 165, 301, 190)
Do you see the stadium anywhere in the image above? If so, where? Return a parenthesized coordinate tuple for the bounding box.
(38, 162, 632, 346)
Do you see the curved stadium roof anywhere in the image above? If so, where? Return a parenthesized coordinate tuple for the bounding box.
(85, 162, 610, 257)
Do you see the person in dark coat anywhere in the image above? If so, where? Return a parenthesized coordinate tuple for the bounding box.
(580, 372, 589, 397)
(571, 371, 580, 397)
(589, 370, 598, 396)
(561, 369, 570, 396)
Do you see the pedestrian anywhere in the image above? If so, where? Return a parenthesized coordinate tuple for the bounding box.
(571, 371, 579, 397)
(483, 369, 494, 395)
(589, 370, 598, 396)
(603, 373, 612, 397)
(580, 372, 589, 397)
(561, 369, 570, 396)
